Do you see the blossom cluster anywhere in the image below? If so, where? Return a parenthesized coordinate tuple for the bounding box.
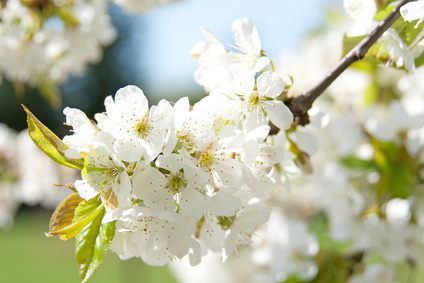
(0, 123, 76, 228)
(59, 17, 301, 265)
(172, 14, 424, 282)
(0, 0, 178, 91)
(0, 0, 116, 86)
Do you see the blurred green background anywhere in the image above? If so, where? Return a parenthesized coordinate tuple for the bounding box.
(0, 210, 178, 283)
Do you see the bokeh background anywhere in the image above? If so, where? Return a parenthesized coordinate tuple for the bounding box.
(0, 0, 338, 282)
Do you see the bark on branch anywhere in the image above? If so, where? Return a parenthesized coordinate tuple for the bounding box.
(285, 0, 416, 126)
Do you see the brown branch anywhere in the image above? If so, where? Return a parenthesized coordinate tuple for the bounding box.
(285, 0, 416, 126)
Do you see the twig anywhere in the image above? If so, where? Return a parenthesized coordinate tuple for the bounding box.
(285, 0, 416, 126)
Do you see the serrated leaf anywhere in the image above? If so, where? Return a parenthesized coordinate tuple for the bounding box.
(75, 207, 116, 283)
(48, 194, 103, 241)
(48, 193, 83, 240)
(74, 196, 103, 224)
(23, 105, 84, 170)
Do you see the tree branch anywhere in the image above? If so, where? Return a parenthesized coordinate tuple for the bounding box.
(285, 0, 416, 126)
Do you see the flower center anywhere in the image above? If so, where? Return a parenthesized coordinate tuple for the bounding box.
(177, 130, 194, 149)
(217, 216, 236, 230)
(134, 115, 151, 138)
(166, 171, 187, 194)
(248, 92, 260, 111)
(198, 150, 214, 170)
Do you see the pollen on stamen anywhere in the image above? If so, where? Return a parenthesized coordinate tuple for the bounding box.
(166, 172, 188, 194)
(134, 114, 151, 138)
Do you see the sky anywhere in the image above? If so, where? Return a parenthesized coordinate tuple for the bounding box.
(131, 0, 339, 97)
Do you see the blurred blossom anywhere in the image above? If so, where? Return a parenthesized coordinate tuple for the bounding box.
(0, 123, 77, 229)
(0, 0, 116, 86)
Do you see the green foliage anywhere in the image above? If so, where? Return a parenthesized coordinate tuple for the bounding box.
(282, 275, 306, 283)
(48, 193, 84, 240)
(74, 197, 103, 225)
(75, 207, 116, 283)
(342, 139, 419, 200)
(374, 3, 395, 21)
(48, 194, 104, 241)
(313, 252, 356, 283)
(372, 140, 419, 199)
(23, 105, 84, 170)
(415, 52, 424, 68)
(392, 18, 424, 46)
(341, 156, 376, 170)
(308, 213, 351, 254)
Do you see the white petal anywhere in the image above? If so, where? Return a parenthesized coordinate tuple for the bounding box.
(179, 188, 205, 220)
(262, 100, 293, 130)
(231, 17, 261, 55)
(114, 172, 132, 209)
(257, 71, 285, 98)
(115, 85, 148, 116)
(201, 216, 224, 252)
(63, 107, 96, 136)
(222, 230, 238, 261)
(295, 129, 319, 156)
(246, 125, 270, 142)
(400, 1, 424, 22)
(113, 140, 144, 163)
(207, 192, 242, 216)
(188, 239, 202, 266)
(74, 180, 98, 200)
(241, 140, 260, 164)
(343, 0, 376, 36)
(132, 167, 174, 211)
(156, 154, 183, 173)
(213, 157, 245, 188)
(174, 97, 190, 130)
(234, 205, 270, 231)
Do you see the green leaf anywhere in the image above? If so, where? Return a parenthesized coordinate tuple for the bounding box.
(372, 140, 418, 199)
(308, 213, 351, 254)
(75, 207, 116, 283)
(48, 193, 83, 240)
(340, 155, 376, 170)
(282, 276, 306, 283)
(23, 105, 84, 170)
(391, 18, 424, 46)
(48, 194, 103, 241)
(415, 52, 424, 68)
(374, 3, 395, 21)
(74, 196, 103, 225)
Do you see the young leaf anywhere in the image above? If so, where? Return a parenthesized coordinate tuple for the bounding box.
(48, 193, 83, 240)
(75, 207, 116, 283)
(48, 195, 103, 241)
(22, 105, 84, 170)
